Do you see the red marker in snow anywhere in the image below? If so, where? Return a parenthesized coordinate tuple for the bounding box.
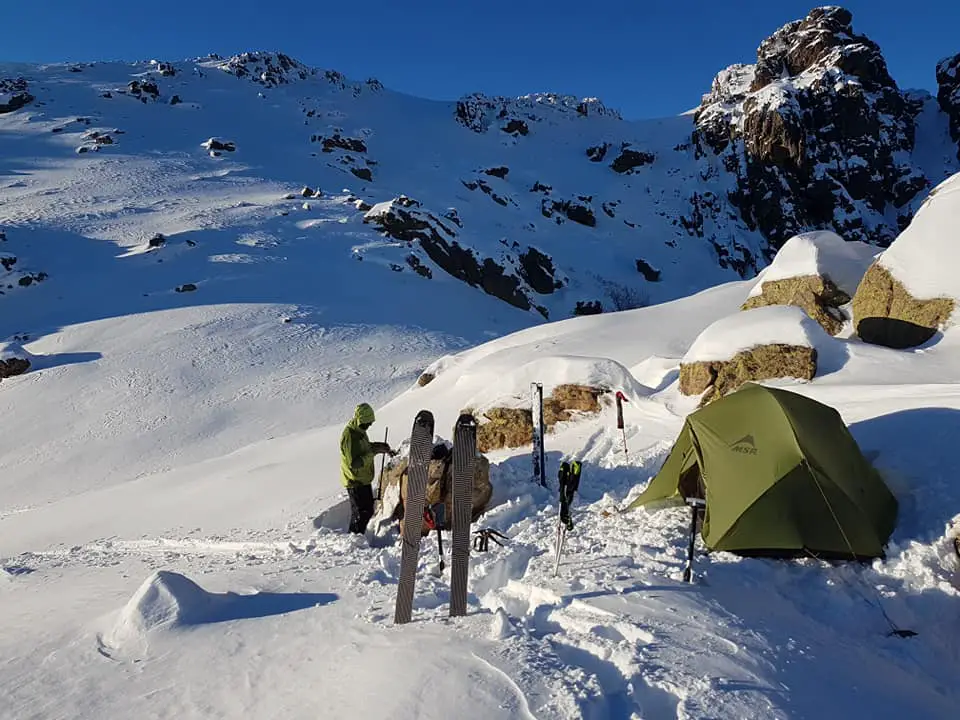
(615, 391, 629, 454)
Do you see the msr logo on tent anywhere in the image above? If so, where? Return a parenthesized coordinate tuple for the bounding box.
(730, 434, 758, 455)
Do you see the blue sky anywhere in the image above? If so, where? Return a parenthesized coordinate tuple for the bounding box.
(5, 1, 958, 119)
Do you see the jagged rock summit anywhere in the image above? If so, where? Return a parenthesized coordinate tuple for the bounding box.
(694, 5, 933, 250)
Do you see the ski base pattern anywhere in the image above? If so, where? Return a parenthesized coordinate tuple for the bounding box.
(450, 413, 477, 617)
(394, 410, 435, 625)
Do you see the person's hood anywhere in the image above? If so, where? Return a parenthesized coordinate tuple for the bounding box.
(349, 403, 376, 428)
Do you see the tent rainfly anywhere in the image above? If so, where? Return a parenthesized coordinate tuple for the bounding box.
(628, 383, 898, 559)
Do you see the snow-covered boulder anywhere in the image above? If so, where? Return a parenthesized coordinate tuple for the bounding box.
(853, 172, 960, 348)
(694, 6, 928, 248)
(0, 341, 33, 381)
(679, 305, 828, 404)
(742, 230, 876, 334)
(936, 53, 960, 160)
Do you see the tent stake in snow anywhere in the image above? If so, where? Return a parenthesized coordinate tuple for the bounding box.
(683, 498, 706, 583)
(615, 391, 629, 454)
(531, 382, 546, 487)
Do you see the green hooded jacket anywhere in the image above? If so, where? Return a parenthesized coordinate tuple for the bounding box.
(340, 403, 377, 487)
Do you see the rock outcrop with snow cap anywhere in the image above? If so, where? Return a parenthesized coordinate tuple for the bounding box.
(742, 230, 876, 335)
(694, 6, 929, 248)
(853, 171, 960, 348)
(680, 305, 826, 404)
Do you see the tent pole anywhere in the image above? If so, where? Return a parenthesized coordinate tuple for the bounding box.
(683, 498, 705, 583)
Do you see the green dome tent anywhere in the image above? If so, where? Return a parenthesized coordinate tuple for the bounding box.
(628, 383, 898, 559)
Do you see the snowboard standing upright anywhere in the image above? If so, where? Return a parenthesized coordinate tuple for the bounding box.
(450, 413, 477, 617)
(394, 410, 435, 625)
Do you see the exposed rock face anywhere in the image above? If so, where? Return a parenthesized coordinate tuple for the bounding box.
(0, 341, 32, 381)
(455, 92, 620, 134)
(635, 258, 661, 282)
(476, 384, 606, 452)
(936, 53, 960, 160)
(694, 6, 928, 248)
(852, 264, 954, 348)
(680, 344, 817, 406)
(201, 138, 236, 155)
(517, 247, 562, 295)
(214, 52, 312, 87)
(541, 196, 596, 227)
(742, 275, 850, 335)
(363, 197, 551, 316)
(610, 146, 655, 174)
(317, 133, 367, 154)
(0, 78, 34, 114)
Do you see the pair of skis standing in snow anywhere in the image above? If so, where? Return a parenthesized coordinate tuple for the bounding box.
(394, 410, 477, 623)
(392, 409, 584, 622)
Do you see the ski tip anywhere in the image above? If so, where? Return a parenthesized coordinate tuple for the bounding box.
(455, 412, 477, 428)
(414, 409, 435, 428)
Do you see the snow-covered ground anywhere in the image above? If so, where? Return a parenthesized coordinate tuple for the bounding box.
(3, 271, 960, 719)
(3, 55, 960, 720)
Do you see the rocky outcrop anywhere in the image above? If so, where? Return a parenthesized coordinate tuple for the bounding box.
(680, 305, 826, 404)
(316, 133, 367, 154)
(0, 78, 34, 114)
(127, 80, 160, 102)
(363, 197, 549, 316)
(0, 341, 32, 381)
(475, 384, 606, 452)
(635, 258, 661, 282)
(694, 6, 928, 248)
(743, 276, 849, 335)
(610, 146, 655, 174)
(201, 138, 236, 156)
(680, 344, 817, 406)
(214, 52, 312, 87)
(541, 196, 596, 227)
(936, 53, 960, 160)
(462, 177, 513, 207)
(455, 92, 620, 134)
(852, 264, 953, 348)
(517, 247, 563, 295)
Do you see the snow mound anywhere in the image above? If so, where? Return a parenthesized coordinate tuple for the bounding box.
(748, 231, 877, 297)
(683, 305, 829, 363)
(106, 571, 212, 648)
(457, 353, 648, 412)
(879, 171, 960, 300)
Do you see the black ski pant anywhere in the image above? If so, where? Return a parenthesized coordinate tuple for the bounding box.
(347, 483, 375, 534)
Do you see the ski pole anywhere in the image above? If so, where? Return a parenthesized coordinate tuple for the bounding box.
(376, 427, 389, 501)
(615, 391, 629, 454)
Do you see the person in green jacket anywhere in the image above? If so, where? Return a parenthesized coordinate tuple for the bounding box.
(341, 402, 394, 534)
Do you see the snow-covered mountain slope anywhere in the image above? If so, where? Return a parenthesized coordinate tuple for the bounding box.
(3, 6, 960, 720)
(3, 274, 960, 719)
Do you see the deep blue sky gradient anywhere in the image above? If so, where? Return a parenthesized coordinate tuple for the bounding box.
(5, 1, 958, 119)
